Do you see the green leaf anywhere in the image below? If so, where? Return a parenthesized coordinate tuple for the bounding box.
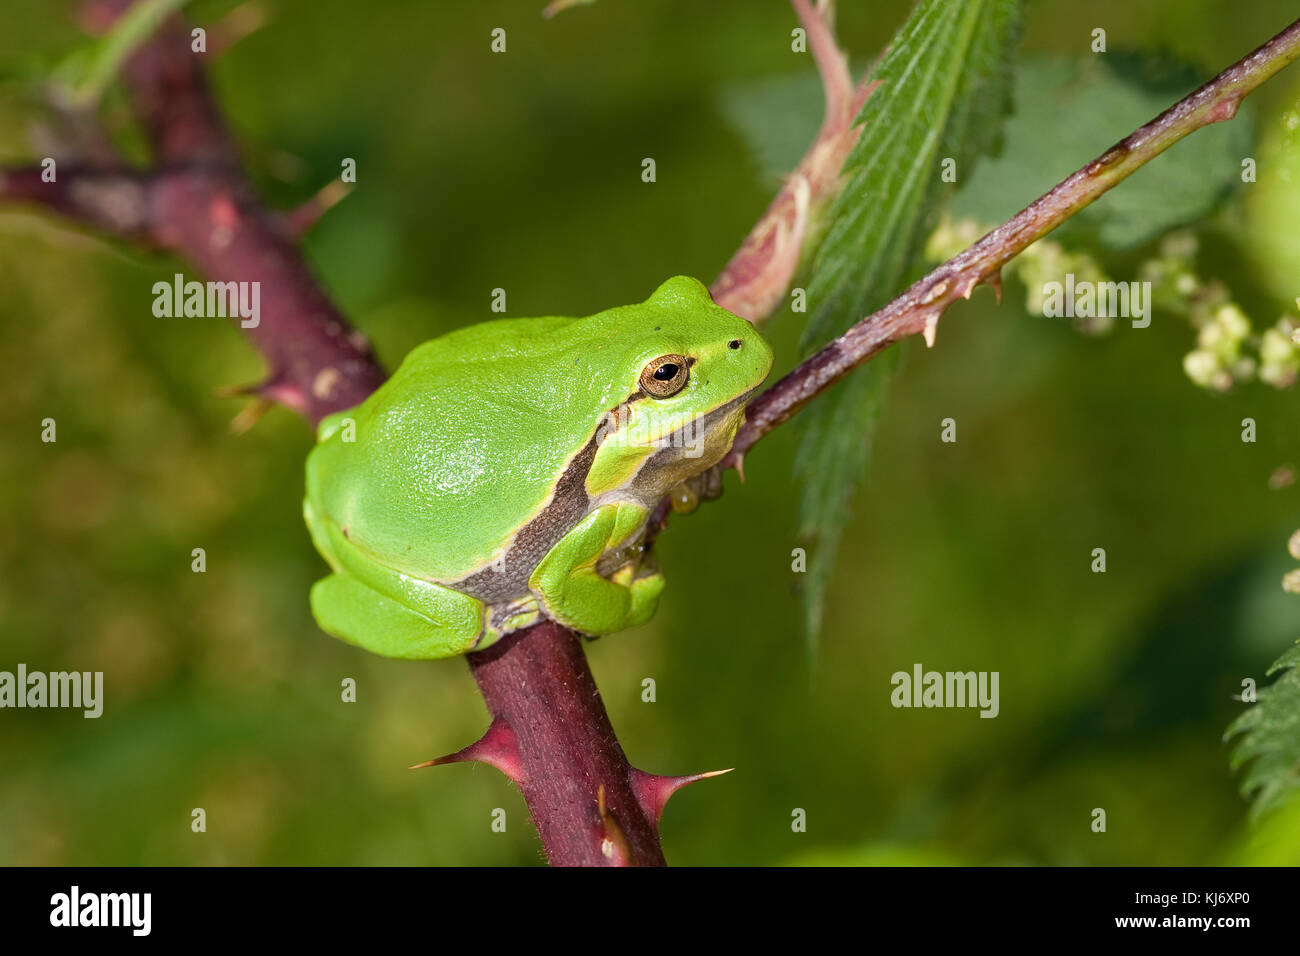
(716, 55, 879, 190)
(794, 349, 898, 641)
(794, 0, 1023, 652)
(718, 69, 826, 190)
(1226, 640, 1300, 819)
(951, 53, 1254, 249)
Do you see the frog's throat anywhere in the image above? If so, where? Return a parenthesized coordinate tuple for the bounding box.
(598, 391, 750, 499)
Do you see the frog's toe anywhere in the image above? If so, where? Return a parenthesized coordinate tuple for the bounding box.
(310, 573, 483, 660)
(541, 568, 667, 636)
(624, 570, 666, 628)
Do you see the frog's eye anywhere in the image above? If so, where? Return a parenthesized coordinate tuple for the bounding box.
(639, 354, 690, 398)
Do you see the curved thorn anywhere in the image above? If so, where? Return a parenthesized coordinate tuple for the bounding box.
(208, 2, 270, 57)
(986, 269, 1004, 305)
(409, 716, 523, 784)
(922, 311, 940, 348)
(213, 380, 262, 399)
(283, 180, 351, 238)
(631, 767, 734, 825)
(227, 397, 273, 435)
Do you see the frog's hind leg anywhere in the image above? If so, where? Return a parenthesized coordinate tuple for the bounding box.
(309, 574, 480, 659)
(309, 520, 486, 659)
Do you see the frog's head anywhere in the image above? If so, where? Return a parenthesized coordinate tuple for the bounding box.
(584, 276, 774, 500)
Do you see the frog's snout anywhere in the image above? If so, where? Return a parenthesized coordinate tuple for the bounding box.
(729, 327, 774, 384)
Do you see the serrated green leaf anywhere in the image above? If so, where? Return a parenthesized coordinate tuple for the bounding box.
(1267, 640, 1300, 674)
(794, 348, 899, 641)
(794, 0, 1022, 655)
(951, 53, 1254, 249)
(1226, 640, 1300, 818)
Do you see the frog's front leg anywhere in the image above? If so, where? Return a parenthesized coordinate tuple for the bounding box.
(530, 502, 666, 636)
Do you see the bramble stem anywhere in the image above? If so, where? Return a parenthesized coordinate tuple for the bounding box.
(467, 623, 666, 866)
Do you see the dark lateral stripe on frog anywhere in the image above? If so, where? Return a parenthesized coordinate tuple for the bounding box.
(449, 390, 651, 603)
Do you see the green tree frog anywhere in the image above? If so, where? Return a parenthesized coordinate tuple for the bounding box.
(303, 276, 773, 659)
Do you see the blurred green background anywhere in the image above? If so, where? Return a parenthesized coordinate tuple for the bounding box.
(2, 0, 1300, 866)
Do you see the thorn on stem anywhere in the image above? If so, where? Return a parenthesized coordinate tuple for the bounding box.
(208, 2, 270, 56)
(214, 381, 275, 433)
(986, 269, 1004, 305)
(227, 397, 273, 435)
(283, 179, 351, 238)
(922, 311, 940, 348)
(409, 715, 524, 784)
(213, 380, 261, 399)
(631, 767, 733, 825)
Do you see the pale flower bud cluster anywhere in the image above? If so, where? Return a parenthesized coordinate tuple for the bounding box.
(927, 219, 1300, 392)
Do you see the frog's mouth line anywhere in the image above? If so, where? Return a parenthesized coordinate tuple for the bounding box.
(644, 387, 758, 455)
